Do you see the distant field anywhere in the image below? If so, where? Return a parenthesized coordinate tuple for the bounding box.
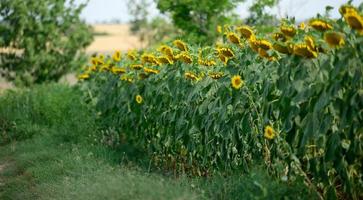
(86, 24, 145, 54)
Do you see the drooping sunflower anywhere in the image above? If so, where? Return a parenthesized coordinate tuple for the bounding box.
(131, 64, 143, 70)
(173, 39, 188, 51)
(135, 95, 143, 104)
(141, 53, 160, 66)
(157, 56, 174, 65)
(175, 52, 193, 64)
(342, 8, 363, 34)
(280, 25, 296, 37)
(304, 36, 316, 51)
(273, 43, 290, 54)
(226, 32, 241, 45)
(217, 47, 235, 58)
(237, 25, 254, 39)
(127, 50, 138, 61)
(249, 38, 272, 52)
(264, 125, 275, 140)
(158, 45, 175, 60)
(293, 44, 318, 58)
(120, 75, 133, 83)
(309, 19, 333, 31)
(78, 73, 90, 80)
(184, 72, 199, 81)
(111, 67, 126, 75)
(112, 50, 122, 62)
(324, 31, 345, 48)
(272, 32, 287, 42)
(144, 67, 160, 74)
(231, 75, 244, 89)
(208, 72, 224, 80)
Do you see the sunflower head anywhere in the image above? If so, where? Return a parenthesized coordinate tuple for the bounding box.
(175, 52, 193, 64)
(280, 25, 296, 37)
(304, 36, 316, 51)
(237, 25, 254, 39)
(112, 50, 122, 62)
(324, 31, 345, 48)
(78, 73, 90, 80)
(208, 72, 224, 80)
(144, 67, 160, 74)
(184, 72, 200, 81)
(299, 22, 306, 30)
(264, 125, 276, 140)
(127, 50, 138, 61)
(226, 32, 241, 45)
(343, 9, 363, 33)
(131, 64, 143, 70)
(173, 39, 188, 51)
(273, 43, 290, 54)
(217, 47, 235, 58)
(111, 67, 126, 75)
(231, 75, 244, 89)
(157, 56, 174, 65)
(136, 95, 143, 104)
(309, 19, 333, 31)
(272, 32, 287, 42)
(293, 43, 318, 58)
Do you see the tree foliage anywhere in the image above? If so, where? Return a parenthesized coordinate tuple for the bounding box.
(154, 0, 245, 44)
(0, 0, 93, 86)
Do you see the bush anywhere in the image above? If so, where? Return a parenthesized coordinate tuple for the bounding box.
(0, 0, 93, 86)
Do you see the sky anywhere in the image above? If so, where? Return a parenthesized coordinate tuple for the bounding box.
(78, 0, 363, 24)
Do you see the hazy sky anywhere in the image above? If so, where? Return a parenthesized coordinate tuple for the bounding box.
(78, 0, 363, 24)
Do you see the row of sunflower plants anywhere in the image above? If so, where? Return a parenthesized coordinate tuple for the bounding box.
(78, 4, 362, 199)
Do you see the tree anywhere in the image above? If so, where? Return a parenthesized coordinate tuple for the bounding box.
(246, 0, 280, 26)
(0, 0, 93, 86)
(154, 0, 245, 44)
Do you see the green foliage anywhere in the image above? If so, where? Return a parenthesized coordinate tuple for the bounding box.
(0, 84, 96, 144)
(155, 0, 245, 44)
(0, 0, 93, 86)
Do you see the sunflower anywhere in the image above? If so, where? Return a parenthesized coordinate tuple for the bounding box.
(91, 57, 100, 66)
(217, 47, 235, 58)
(131, 64, 143, 70)
(226, 32, 241, 45)
(175, 52, 193, 64)
(273, 43, 290, 54)
(184, 72, 199, 81)
(120, 75, 133, 83)
(309, 19, 333, 31)
(88, 65, 97, 72)
(237, 26, 254, 39)
(136, 95, 143, 104)
(158, 45, 175, 60)
(112, 50, 122, 62)
(257, 49, 276, 61)
(280, 25, 296, 37)
(231, 75, 244, 89)
(249, 38, 272, 52)
(141, 54, 160, 65)
(343, 9, 363, 34)
(272, 32, 287, 42)
(339, 5, 358, 15)
(217, 25, 223, 34)
(127, 50, 138, 61)
(144, 67, 160, 74)
(324, 31, 345, 48)
(208, 72, 224, 79)
(78, 73, 90, 80)
(264, 125, 275, 140)
(157, 56, 174, 65)
(304, 36, 316, 51)
(293, 44, 318, 58)
(173, 39, 188, 51)
(218, 54, 229, 65)
(299, 22, 306, 30)
(111, 67, 126, 74)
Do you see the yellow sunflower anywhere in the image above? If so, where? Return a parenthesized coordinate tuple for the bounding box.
(112, 50, 122, 62)
(343, 9, 363, 34)
(175, 52, 193, 64)
(208, 72, 224, 80)
(309, 19, 333, 31)
(293, 44, 318, 58)
(217, 47, 235, 58)
(217, 25, 223, 34)
(111, 67, 126, 74)
(184, 72, 199, 81)
(144, 67, 160, 74)
(78, 73, 90, 80)
(304, 36, 316, 51)
(231, 75, 244, 89)
(131, 64, 143, 70)
(157, 56, 174, 65)
(135, 95, 143, 104)
(273, 43, 290, 54)
(158, 45, 175, 60)
(226, 32, 241, 45)
(173, 39, 188, 51)
(280, 25, 296, 37)
(324, 31, 345, 48)
(272, 32, 287, 42)
(127, 50, 138, 61)
(237, 25, 254, 39)
(264, 125, 276, 140)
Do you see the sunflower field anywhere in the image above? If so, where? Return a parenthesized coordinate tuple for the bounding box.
(79, 4, 363, 199)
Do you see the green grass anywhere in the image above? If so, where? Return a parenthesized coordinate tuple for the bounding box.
(0, 84, 318, 199)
